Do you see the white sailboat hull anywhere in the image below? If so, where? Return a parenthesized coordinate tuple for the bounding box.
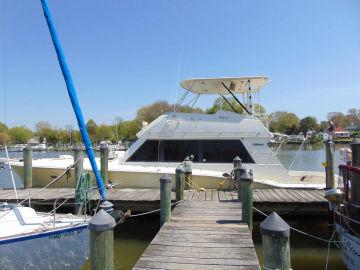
(0, 224, 89, 270)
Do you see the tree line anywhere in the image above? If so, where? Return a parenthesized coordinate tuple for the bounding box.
(0, 99, 359, 145)
(269, 109, 360, 135)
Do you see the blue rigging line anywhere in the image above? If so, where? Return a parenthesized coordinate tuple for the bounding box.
(39, 0, 107, 200)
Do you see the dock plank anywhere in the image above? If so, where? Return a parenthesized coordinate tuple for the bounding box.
(133, 200, 260, 269)
(0, 187, 328, 214)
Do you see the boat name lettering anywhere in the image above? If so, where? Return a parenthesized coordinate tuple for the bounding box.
(48, 229, 83, 240)
(342, 239, 360, 257)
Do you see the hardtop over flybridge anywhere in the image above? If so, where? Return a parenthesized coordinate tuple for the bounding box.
(179, 76, 268, 115)
(9, 76, 328, 189)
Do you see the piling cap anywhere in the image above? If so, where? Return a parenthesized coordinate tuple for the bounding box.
(89, 209, 116, 232)
(240, 169, 253, 182)
(260, 212, 290, 237)
(160, 174, 172, 184)
(233, 156, 242, 167)
(72, 144, 82, 151)
(24, 145, 32, 151)
(100, 201, 114, 213)
(176, 165, 185, 173)
(100, 143, 109, 150)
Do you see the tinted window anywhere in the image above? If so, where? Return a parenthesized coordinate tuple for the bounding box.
(128, 140, 159, 161)
(200, 140, 253, 163)
(128, 140, 254, 163)
(163, 140, 199, 162)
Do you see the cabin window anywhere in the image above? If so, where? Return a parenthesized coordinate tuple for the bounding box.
(128, 140, 159, 161)
(128, 140, 254, 163)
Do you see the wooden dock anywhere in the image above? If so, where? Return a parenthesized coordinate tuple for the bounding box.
(0, 188, 328, 214)
(133, 200, 259, 270)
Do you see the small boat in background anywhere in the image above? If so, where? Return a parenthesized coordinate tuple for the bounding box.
(333, 128, 352, 143)
(7, 144, 27, 152)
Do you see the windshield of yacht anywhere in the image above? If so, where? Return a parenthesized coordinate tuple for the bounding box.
(127, 139, 255, 163)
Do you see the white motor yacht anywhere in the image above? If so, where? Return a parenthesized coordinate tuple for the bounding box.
(9, 76, 327, 189)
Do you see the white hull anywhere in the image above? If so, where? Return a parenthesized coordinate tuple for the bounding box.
(0, 205, 89, 270)
(336, 223, 360, 270)
(0, 225, 88, 269)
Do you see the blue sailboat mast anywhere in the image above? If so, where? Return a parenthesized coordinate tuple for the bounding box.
(40, 0, 107, 200)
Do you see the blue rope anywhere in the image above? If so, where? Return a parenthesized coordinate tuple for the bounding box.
(40, 0, 107, 200)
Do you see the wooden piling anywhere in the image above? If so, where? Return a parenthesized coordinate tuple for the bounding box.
(350, 139, 360, 167)
(160, 174, 172, 227)
(100, 143, 109, 184)
(260, 212, 291, 270)
(183, 157, 192, 190)
(241, 169, 254, 233)
(73, 146, 83, 214)
(89, 206, 116, 270)
(175, 165, 185, 201)
(324, 139, 335, 189)
(23, 145, 32, 188)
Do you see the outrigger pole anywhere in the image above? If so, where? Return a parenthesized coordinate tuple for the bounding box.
(221, 95, 238, 113)
(221, 82, 251, 115)
(40, 0, 107, 200)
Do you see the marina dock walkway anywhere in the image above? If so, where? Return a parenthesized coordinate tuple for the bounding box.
(0, 188, 328, 214)
(133, 200, 259, 270)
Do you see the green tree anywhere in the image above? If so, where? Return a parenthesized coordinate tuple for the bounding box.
(72, 130, 81, 144)
(205, 97, 265, 115)
(206, 97, 244, 114)
(317, 121, 329, 133)
(113, 116, 123, 142)
(35, 121, 53, 143)
(0, 122, 8, 133)
(269, 111, 300, 134)
(119, 120, 141, 140)
(97, 124, 114, 142)
(136, 101, 173, 123)
(86, 119, 98, 142)
(176, 105, 204, 114)
(56, 129, 70, 145)
(0, 132, 10, 145)
(299, 116, 318, 135)
(8, 126, 33, 143)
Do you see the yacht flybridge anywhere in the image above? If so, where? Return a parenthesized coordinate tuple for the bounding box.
(10, 77, 327, 189)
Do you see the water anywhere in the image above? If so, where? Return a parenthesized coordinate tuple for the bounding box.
(273, 143, 344, 172)
(0, 144, 348, 269)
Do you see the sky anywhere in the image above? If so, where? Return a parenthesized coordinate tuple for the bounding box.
(1, 0, 360, 129)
